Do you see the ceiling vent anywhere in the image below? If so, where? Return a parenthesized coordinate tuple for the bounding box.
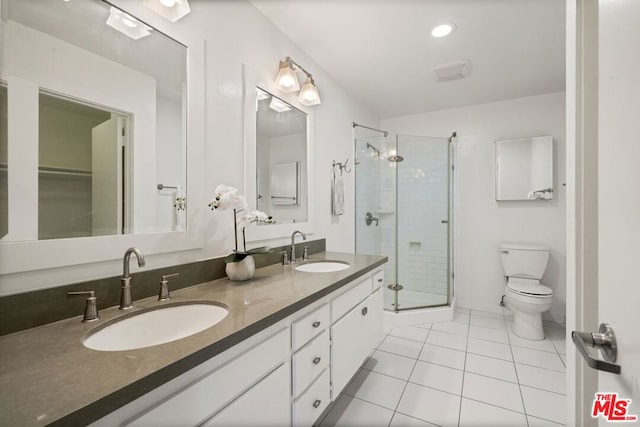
(432, 60, 471, 82)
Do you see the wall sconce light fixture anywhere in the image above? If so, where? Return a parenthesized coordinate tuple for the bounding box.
(143, 0, 191, 22)
(274, 57, 321, 106)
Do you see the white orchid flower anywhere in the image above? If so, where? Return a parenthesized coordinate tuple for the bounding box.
(210, 185, 274, 257)
(210, 185, 247, 211)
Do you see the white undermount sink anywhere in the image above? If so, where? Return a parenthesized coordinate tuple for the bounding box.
(83, 302, 228, 352)
(294, 261, 350, 273)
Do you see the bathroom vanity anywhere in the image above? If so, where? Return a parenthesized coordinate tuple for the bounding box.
(0, 252, 386, 426)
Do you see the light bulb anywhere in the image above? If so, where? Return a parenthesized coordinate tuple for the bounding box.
(298, 76, 321, 106)
(280, 75, 297, 89)
(274, 60, 300, 93)
(122, 16, 137, 28)
(160, 0, 176, 7)
(431, 23, 455, 38)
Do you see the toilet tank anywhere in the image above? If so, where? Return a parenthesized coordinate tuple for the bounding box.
(499, 242, 550, 279)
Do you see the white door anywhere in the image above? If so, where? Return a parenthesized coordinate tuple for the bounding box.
(576, 0, 640, 424)
(595, 0, 640, 423)
(91, 115, 123, 236)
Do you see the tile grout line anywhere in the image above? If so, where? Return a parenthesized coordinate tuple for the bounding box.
(457, 308, 472, 427)
(505, 312, 530, 427)
(388, 323, 432, 427)
(544, 322, 567, 368)
(315, 328, 393, 427)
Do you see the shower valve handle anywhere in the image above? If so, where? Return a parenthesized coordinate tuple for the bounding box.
(365, 212, 379, 226)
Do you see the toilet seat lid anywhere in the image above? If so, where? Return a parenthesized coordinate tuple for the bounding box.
(507, 281, 553, 296)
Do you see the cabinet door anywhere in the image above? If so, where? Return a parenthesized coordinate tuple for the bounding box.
(330, 289, 383, 398)
(362, 288, 383, 351)
(202, 363, 290, 427)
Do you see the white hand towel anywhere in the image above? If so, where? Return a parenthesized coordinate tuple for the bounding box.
(175, 185, 186, 231)
(332, 170, 344, 216)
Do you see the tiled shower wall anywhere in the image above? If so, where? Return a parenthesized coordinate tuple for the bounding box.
(355, 135, 450, 307)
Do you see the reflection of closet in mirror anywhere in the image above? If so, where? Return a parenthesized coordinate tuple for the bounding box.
(38, 92, 128, 239)
(256, 88, 308, 224)
(495, 136, 553, 201)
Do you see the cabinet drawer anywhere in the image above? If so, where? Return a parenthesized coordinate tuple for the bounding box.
(292, 329, 330, 397)
(127, 328, 289, 426)
(331, 276, 372, 323)
(373, 271, 384, 289)
(292, 368, 330, 427)
(202, 363, 290, 427)
(292, 303, 329, 351)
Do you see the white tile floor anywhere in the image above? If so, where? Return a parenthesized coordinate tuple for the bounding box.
(317, 308, 567, 427)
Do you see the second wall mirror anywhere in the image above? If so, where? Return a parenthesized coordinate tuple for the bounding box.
(495, 136, 554, 201)
(255, 87, 308, 225)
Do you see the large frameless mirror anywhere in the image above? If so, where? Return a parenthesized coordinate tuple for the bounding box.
(255, 87, 308, 224)
(0, 0, 205, 278)
(495, 136, 553, 201)
(0, 0, 187, 242)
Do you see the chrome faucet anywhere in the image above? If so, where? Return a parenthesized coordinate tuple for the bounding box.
(120, 247, 145, 310)
(290, 230, 307, 264)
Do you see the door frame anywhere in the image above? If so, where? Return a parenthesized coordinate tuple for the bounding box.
(566, 0, 599, 426)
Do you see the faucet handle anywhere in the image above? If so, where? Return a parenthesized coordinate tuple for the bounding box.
(68, 291, 100, 323)
(303, 246, 309, 260)
(159, 273, 179, 301)
(281, 251, 289, 266)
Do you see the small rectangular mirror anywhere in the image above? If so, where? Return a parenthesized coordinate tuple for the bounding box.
(495, 136, 553, 201)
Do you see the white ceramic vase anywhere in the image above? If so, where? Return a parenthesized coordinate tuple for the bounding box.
(225, 255, 255, 281)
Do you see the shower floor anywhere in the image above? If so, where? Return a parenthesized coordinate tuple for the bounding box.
(384, 287, 448, 311)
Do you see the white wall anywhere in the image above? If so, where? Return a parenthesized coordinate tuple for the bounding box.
(0, 0, 377, 295)
(184, 1, 377, 257)
(381, 92, 566, 320)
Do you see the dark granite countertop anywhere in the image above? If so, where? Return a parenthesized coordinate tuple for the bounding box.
(0, 252, 387, 426)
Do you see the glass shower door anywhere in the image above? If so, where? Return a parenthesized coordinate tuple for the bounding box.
(355, 131, 453, 312)
(354, 134, 397, 310)
(395, 135, 451, 310)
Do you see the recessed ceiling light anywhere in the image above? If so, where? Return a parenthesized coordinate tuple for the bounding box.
(431, 23, 455, 38)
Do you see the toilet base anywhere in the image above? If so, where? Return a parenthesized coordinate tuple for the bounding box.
(511, 311, 545, 341)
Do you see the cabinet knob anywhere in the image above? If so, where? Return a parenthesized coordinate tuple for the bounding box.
(312, 357, 321, 365)
(312, 321, 321, 328)
(377, 278, 383, 283)
(313, 399, 322, 409)
(361, 307, 368, 316)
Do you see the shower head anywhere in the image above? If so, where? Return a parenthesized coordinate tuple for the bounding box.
(388, 155, 404, 162)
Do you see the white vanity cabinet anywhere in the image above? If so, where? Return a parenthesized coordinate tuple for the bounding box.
(124, 328, 290, 427)
(202, 362, 290, 427)
(330, 274, 383, 398)
(92, 268, 384, 427)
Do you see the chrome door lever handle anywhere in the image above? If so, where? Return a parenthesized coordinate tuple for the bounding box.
(572, 323, 621, 374)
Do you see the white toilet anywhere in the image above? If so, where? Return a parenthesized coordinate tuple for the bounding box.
(499, 242, 553, 340)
